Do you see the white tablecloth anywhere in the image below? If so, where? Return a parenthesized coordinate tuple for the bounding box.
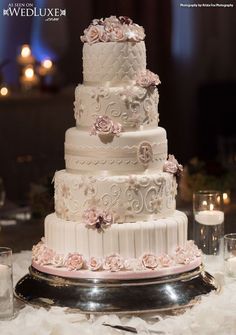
(0, 251, 236, 335)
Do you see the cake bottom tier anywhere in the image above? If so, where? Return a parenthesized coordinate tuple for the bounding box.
(32, 211, 202, 280)
(44, 211, 188, 258)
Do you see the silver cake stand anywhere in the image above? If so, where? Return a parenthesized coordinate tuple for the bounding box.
(14, 265, 219, 314)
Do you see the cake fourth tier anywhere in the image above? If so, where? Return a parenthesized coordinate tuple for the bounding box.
(54, 169, 177, 223)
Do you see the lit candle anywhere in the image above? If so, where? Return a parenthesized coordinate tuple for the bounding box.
(17, 44, 35, 65)
(223, 192, 230, 205)
(0, 86, 9, 97)
(195, 210, 224, 226)
(20, 65, 39, 89)
(38, 58, 54, 76)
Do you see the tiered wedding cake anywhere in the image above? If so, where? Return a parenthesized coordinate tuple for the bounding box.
(32, 16, 201, 280)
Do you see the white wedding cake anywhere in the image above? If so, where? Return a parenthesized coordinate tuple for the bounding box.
(32, 16, 201, 279)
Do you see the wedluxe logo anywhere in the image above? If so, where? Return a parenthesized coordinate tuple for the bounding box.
(2, 2, 66, 21)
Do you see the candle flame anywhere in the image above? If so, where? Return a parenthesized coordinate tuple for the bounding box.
(0, 87, 8, 96)
(25, 67, 34, 79)
(223, 192, 230, 205)
(42, 59, 53, 69)
(21, 44, 31, 58)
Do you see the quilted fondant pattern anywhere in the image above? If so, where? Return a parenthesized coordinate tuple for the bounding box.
(83, 41, 146, 82)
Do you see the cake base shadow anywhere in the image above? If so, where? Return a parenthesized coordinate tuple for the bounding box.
(14, 265, 219, 314)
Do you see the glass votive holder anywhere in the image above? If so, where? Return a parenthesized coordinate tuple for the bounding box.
(224, 234, 236, 278)
(193, 190, 224, 258)
(0, 247, 14, 320)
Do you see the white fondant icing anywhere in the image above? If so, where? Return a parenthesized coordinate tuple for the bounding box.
(44, 211, 188, 259)
(65, 127, 167, 173)
(74, 84, 159, 131)
(54, 170, 177, 223)
(83, 41, 146, 83)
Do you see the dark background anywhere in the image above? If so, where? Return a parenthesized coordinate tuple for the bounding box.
(0, 0, 236, 202)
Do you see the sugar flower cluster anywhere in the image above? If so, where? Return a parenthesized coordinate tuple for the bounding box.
(135, 70, 161, 88)
(163, 154, 183, 177)
(83, 207, 113, 231)
(81, 16, 145, 44)
(32, 240, 201, 273)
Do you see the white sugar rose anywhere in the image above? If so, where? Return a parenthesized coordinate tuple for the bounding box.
(52, 254, 65, 267)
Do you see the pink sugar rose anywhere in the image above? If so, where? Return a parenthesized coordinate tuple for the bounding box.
(66, 253, 84, 271)
(158, 254, 173, 267)
(101, 210, 114, 226)
(103, 253, 124, 272)
(91, 115, 114, 135)
(163, 154, 183, 177)
(37, 246, 55, 266)
(32, 241, 44, 261)
(112, 122, 122, 135)
(175, 250, 191, 265)
(90, 115, 122, 136)
(104, 15, 120, 26)
(109, 26, 126, 42)
(141, 253, 159, 270)
(88, 257, 103, 271)
(85, 25, 102, 44)
(136, 70, 160, 88)
(83, 207, 98, 227)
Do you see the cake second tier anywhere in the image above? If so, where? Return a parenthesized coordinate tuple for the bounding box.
(54, 169, 177, 223)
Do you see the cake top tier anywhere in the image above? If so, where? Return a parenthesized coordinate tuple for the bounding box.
(81, 16, 145, 44)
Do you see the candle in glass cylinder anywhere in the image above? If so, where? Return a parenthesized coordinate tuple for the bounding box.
(0, 86, 9, 98)
(193, 191, 224, 259)
(195, 210, 224, 226)
(17, 44, 35, 65)
(20, 66, 39, 90)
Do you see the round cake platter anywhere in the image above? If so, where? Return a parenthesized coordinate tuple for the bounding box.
(14, 264, 220, 314)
